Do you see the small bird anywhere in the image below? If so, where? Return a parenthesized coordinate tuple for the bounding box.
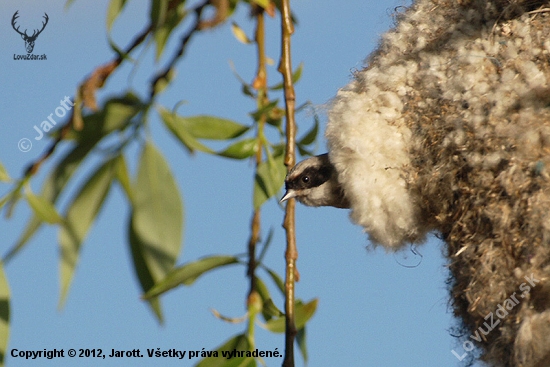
(280, 153, 350, 208)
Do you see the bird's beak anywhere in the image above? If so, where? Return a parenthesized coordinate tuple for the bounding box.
(280, 189, 296, 203)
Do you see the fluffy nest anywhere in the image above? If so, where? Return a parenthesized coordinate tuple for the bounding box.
(326, 0, 550, 366)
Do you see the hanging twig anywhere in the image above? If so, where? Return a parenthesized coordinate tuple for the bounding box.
(278, 0, 297, 365)
(247, 3, 268, 308)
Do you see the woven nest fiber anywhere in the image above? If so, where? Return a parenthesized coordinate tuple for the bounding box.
(325, 1, 550, 366)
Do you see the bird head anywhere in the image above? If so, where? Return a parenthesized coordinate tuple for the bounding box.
(280, 153, 350, 208)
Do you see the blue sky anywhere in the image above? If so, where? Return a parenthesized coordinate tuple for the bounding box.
(0, 1, 476, 366)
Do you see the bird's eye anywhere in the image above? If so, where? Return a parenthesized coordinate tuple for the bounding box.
(302, 176, 310, 183)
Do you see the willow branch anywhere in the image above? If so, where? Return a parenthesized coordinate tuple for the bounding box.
(247, 6, 268, 300)
(278, 0, 297, 365)
(21, 23, 153, 180)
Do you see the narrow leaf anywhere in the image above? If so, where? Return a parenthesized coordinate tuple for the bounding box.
(0, 261, 10, 367)
(296, 327, 308, 362)
(154, 2, 187, 60)
(231, 22, 252, 44)
(195, 334, 254, 367)
(58, 159, 115, 308)
(269, 62, 303, 90)
(25, 189, 63, 225)
(298, 118, 319, 146)
(262, 266, 285, 295)
(0, 193, 12, 212)
(113, 155, 134, 203)
(129, 142, 184, 322)
(254, 276, 283, 321)
(150, 0, 168, 28)
(72, 93, 144, 142)
(263, 299, 318, 333)
(159, 107, 215, 154)
(106, 0, 128, 31)
(144, 255, 239, 299)
(0, 163, 10, 182)
(218, 138, 258, 159)
(257, 227, 274, 264)
(128, 216, 164, 322)
(297, 145, 314, 157)
(177, 115, 249, 140)
(4, 143, 96, 262)
(251, 0, 270, 9)
(253, 154, 286, 209)
(250, 100, 278, 122)
(5, 95, 142, 263)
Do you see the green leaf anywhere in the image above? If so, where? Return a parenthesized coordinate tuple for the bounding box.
(4, 95, 143, 263)
(241, 83, 255, 98)
(159, 107, 215, 154)
(58, 159, 115, 308)
(99, 94, 144, 136)
(250, 99, 284, 128)
(298, 117, 319, 146)
(218, 138, 258, 159)
(107, 35, 134, 64)
(144, 255, 239, 299)
(297, 145, 314, 157)
(0, 162, 10, 183)
(249, 100, 278, 123)
(72, 93, 144, 142)
(257, 227, 274, 264)
(128, 217, 164, 322)
(263, 299, 318, 333)
(254, 276, 283, 322)
(0, 261, 10, 367)
(269, 62, 303, 90)
(296, 327, 308, 363)
(251, 0, 270, 9)
(106, 0, 128, 31)
(0, 193, 12, 212)
(153, 68, 176, 95)
(150, 0, 168, 28)
(231, 22, 252, 44)
(195, 334, 255, 367)
(253, 154, 286, 209)
(129, 142, 184, 322)
(113, 155, 134, 204)
(5, 139, 100, 263)
(154, 2, 187, 60)
(178, 115, 249, 140)
(262, 266, 285, 295)
(24, 189, 63, 225)
(262, 298, 284, 320)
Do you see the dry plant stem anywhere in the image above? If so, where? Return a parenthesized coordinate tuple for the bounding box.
(278, 0, 297, 366)
(247, 7, 268, 298)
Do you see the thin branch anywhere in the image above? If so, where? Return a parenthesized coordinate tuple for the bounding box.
(278, 0, 297, 365)
(21, 23, 153, 181)
(247, 6, 268, 299)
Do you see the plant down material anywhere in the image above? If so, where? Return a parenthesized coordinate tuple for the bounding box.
(325, 1, 550, 365)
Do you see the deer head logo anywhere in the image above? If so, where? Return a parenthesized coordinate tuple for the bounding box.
(12, 11, 49, 54)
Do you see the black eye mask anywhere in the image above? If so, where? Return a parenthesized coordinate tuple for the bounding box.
(286, 165, 332, 190)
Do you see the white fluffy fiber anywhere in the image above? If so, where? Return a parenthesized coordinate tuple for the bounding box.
(324, 0, 550, 366)
(326, 84, 423, 249)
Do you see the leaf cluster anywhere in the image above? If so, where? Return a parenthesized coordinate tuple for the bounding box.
(0, 1, 319, 366)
